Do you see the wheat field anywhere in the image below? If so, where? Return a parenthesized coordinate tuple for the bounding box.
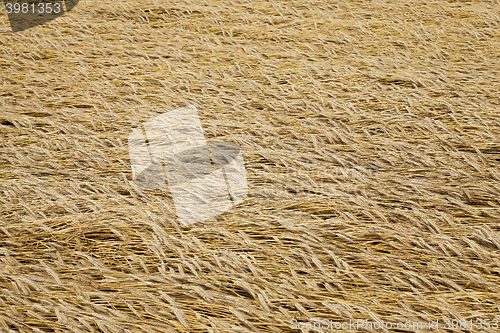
(1, 0, 500, 332)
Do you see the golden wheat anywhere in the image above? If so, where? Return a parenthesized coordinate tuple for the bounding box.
(1, 0, 500, 332)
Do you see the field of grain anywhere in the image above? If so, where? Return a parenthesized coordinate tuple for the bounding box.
(1, 0, 500, 332)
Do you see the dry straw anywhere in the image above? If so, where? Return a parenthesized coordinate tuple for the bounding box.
(1, 0, 500, 332)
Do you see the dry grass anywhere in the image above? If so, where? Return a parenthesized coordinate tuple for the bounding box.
(1, 0, 500, 332)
